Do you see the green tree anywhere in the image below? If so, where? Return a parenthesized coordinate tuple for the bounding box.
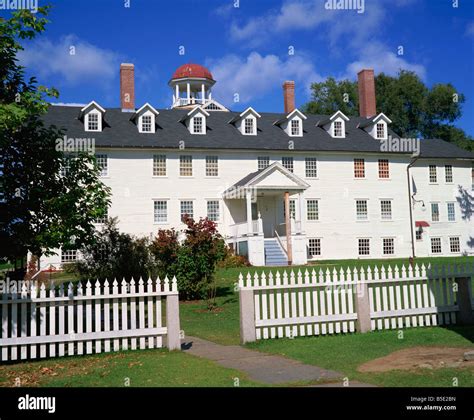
(0, 8, 110, 265)
(303, 70, 473, 150)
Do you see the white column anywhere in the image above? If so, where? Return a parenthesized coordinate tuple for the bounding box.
(209, 88, 212, 100)
(298, 192, 304, 234)
(175, 84, 179, 103)
(187, 83, 191, 103)
(201, 83, 205, 104)
(246, 190, 253, 235)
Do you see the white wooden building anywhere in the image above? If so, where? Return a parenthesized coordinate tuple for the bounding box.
(40, 63, 474, 268)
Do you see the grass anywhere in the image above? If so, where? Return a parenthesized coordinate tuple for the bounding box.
(0, 348, 261, 387)
(246, 326, 474, 387)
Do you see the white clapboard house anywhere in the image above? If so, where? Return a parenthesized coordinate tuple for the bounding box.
(40, 63, 474, 268)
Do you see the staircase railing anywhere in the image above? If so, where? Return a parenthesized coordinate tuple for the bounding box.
(273, 230, 288, 257)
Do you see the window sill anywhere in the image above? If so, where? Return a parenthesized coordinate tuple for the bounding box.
(152, 176, 168, 179)
(378, 178, 391, 181)
(353, 177, 366, 180)
(179, 176, 194, 178)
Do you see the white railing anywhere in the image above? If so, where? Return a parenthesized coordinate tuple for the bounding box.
(0, 276, 181, 362)
(230, 222, 249, 238)
(238, 263, 474, 343)
(173, 97, 207, 107)
(274, 230, 288, 256)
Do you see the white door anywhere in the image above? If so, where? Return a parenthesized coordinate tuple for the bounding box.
(258, 196, 277, 237)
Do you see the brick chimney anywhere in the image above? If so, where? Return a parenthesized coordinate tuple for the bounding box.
(283, 81, 295, 114)
(357, 69, 376, 118)
(120, 63, 135, 111)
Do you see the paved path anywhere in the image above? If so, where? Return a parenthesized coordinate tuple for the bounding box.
(182, 336, 345, 385)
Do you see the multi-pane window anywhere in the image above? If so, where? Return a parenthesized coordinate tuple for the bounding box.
(305, 157, 318, 178)
(358, 239, 370, 256)
(444, 165, 453, 183)
(258, 156, 270, 170)
(283, 199, 296, 219)
(354, 158, 365, 178)
(154, 200, 167, 223)
(308, 238, 321, 257)
(290, 119, 300, 136)
(180, 200, 194, 220)
(449, 237, 460, 253)
(416, 230, 423, 241)
(205, 156, 219, 177)
(153, 155, 167, 176)
(95, 154, 108, 177)
(447, 202, 456, 222)
(429, 165, 437, 183)
(180, 155, 193, 176)
(87, 113, 99, 131)
(306, 199, 319, 221)
(207, 200, 220, 222)
(430, 237, 442, 254)
(61, 250, 77, 263)
(193, 116, 203, 133)
(356, 200, 368, 220)
(282, 157, 294, 173)
(431, 203, 440, 222)
(378, 159, 389, 178)
(141, 115, 152, 132)
(382, 238, 394, 255)
(244, 118, 254, 135)
(380, 200, 392, 220)
(333, 121, 343, 137)
(376, 123, 385, 139)
(60, 156, 72, 177)
(95, 206, 108, 224)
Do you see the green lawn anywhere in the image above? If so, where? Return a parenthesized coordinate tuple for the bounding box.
(247, 326, 474, 387)
(0, 349, 261, 387)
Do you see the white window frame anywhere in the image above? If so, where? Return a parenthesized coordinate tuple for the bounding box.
(85, 111, 101, 132)
(207, 200, 220, 222)
(243, 117, 256, 135)
(205, 156, 219, 177)
(358, 238, 370, 256)
(431, 202, 440, 222)
(179, 155, 193, 177)
(180, 200, 194, 221)
(308, 238, 321, 257)
(447, 202, 456, 222)
(154, 200, 168, 224)
(305, 157, 318, 178)
(153, 154, 167, 177)
(289, 117, 302, 137)
(449, 236, 461, 253)
(375, 122, 386, 139)
(139, 113, 155, 133)
(192, 115, 205, 134)
(332, 120, 344, 138)
(356, 200, 368, 221)
(61, 249, 77, 263)
(430, 237, 442, 254)
(258, 156, 270, 170)
(444, 165, 453, 183)
(382, 238, 395, 255)
(378, 159, 390, 179)
(282, 156, 294, 173)
(354, 158, 365, 178)
(95, 154, 108, 177)
(429, 165, 437, 183)
(380, 200, 392, 220)
(306, 199, 319, 221)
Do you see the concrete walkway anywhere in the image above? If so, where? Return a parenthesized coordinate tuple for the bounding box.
(182, 335, 345, 385)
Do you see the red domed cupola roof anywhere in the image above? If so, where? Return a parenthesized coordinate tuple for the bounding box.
(172, 63, 214, 80)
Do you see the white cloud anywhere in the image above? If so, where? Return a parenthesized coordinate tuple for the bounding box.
(207, 52, 322, 106)
(18, 35, 122, 85)
(344, 42, 426, 80)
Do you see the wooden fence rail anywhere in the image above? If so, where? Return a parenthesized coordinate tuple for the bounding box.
(239, 264, 474, 343)
(0, 276, 181, 362)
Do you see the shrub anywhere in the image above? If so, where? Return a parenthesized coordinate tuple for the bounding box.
(217, 252, 251, 269)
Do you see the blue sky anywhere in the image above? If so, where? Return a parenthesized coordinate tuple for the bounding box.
(6, 0, 474, 135)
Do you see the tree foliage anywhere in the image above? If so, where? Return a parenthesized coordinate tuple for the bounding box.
(0, 8, 110, 261)
(303, 70, 473, 150)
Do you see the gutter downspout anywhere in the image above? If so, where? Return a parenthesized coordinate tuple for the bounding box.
(407, 156, 419, 260)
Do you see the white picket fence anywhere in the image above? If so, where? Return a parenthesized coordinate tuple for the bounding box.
(0, 276, 181, 362)
(238, 264, 474, 342)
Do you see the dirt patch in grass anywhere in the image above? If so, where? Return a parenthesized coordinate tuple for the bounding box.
(358, 347, 474, 373)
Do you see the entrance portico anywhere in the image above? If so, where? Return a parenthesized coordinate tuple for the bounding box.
(223, 162, 309, 266)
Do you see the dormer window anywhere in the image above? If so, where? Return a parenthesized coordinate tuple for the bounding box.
(80, 101, 106, 132)
(376, 122, 385, 139)
(317, 111, 349, 139)
(87, 113, 99, 131)
(141, 115, 152, 132)
(333, 120, 343, 137)
(133, 103, 159, 134)
(244, 117, 255, 135)
(193, 116, 203, 134)
(291, 119, 301, 136)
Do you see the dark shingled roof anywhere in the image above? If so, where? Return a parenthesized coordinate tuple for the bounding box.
(43, 105, 474, 159)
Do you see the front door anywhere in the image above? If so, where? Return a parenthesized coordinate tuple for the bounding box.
(258, 196, 277, 237)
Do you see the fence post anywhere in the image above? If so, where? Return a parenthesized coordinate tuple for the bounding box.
(355, 281, 372, 333)
(456, 277, 474, 325)
(239, 288, 256, 344)
(166, 277, 181, 351)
